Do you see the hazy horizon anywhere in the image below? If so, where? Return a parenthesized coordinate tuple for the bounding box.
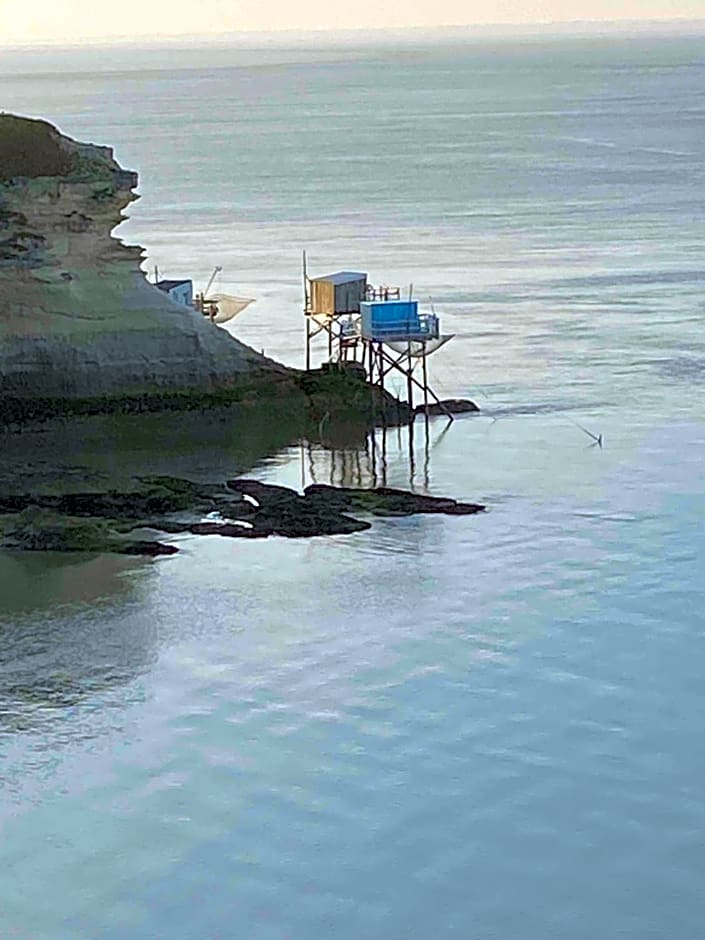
(2, 1, 705, 47)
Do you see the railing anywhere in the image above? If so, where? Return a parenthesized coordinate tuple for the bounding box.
(366, 285, 401, 301)
(365, 313, 440, 342)
(340, 313, 441, 342)
(339, 317, 359, 339)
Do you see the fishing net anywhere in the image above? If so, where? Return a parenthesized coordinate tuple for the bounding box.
(206, 294, 256, 324)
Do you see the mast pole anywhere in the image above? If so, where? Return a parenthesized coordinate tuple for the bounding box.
(303, 250, 310, 371)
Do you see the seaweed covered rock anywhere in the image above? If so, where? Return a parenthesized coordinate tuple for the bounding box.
(4, 508, 177, 555)
(295, 366, 412, 425)
(414, 399, 480, 417)
(224, 478, 371, 537)
(0, 475, 485, 551)
(303, 483, 485, 516)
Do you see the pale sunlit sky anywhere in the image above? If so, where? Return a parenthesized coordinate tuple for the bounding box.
(1, 0, 703, 45)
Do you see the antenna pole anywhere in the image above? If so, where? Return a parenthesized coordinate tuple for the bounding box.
(303, 250, 310, 370)
(203, 265, 222, 299)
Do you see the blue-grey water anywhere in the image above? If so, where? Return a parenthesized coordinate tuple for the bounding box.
(2, 32, 705, 939)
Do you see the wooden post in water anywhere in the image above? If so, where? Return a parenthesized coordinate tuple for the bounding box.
(370, 343, 376, 410)
(422, 346, 429, 421)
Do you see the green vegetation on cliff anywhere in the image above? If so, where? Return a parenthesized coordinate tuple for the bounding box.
(0, 115, 78, 180)
(0, 114, 119, 182)
(0, 367, 411, 429)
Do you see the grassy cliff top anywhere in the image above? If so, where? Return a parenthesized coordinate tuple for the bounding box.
(0, 114, 120, 182)
(0, 115, 78, 180)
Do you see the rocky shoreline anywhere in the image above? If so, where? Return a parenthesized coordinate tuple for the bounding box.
(0, 116, 484, 555)
(0, 475, 485, 555)
(0, 365, 414, 430)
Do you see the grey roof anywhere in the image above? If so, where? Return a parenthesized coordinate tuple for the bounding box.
(156, 279, 192, 291)
(311, 271, 367, 285)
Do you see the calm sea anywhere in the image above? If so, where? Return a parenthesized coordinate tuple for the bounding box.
(1, 32, 705, 939)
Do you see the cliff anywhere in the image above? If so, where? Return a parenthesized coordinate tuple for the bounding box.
(0, 114, 283, 410)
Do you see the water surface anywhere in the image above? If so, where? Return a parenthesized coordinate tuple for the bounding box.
(1, 32, 704, 939)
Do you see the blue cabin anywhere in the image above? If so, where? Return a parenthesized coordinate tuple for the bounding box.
(156, 278, 194, 308)
(360, 300, 439, 342)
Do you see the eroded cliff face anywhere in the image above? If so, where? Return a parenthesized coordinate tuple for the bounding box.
(0, 115, 279, 403)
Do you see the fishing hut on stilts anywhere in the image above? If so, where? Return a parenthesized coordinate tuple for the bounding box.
(302, 253, 454, 423)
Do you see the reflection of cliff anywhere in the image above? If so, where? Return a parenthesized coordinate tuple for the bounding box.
(0, 552, 157, 737)
(0, 402, 303, 494)
(0, 115, 279, 403)
(0, 400, 310, 734)
(0, 551, 140, 614)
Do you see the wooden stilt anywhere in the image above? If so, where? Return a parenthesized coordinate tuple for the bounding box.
(379, 343, 387, 426)
(377, 345, 453, 422)
(422, 347, 429, 419)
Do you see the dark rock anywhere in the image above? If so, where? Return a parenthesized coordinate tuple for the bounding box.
(3, 509, 180, 555)
(196, 487, 371, 537)
(302, 484, 356, 513)
(52, 487, 198, 519)
(0, 493, 36, 513)
(120, 541, 179, 556)
(256, 503, 370, 538)
(136, 475, 210, 499)
(304, 483, 485, 516)
(0, 475, 484, 550)
(226, 479, 299, 506)
(4, 475, 239, 524)
(4, 510, 120, 552)
(415, 399, 480, 417)
(190, 522, 255, 538)
(295, 367, 412, 426)
(130, 520, 193, 535)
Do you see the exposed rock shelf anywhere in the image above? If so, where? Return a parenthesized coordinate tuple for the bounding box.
(414, 399, 480, 417)
(0, 476, 486, 553)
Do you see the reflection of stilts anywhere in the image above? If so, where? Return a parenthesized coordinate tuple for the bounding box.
(381, 423, 388, 487)
(300, 414, 432, 493)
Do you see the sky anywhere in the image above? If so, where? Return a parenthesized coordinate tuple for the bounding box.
(1, 0, 703, 45)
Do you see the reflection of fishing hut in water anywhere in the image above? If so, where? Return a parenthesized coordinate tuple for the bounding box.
(154, 266, 255, 325)
(300, 417, 448, 492)
(303, 256, 454, 420)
